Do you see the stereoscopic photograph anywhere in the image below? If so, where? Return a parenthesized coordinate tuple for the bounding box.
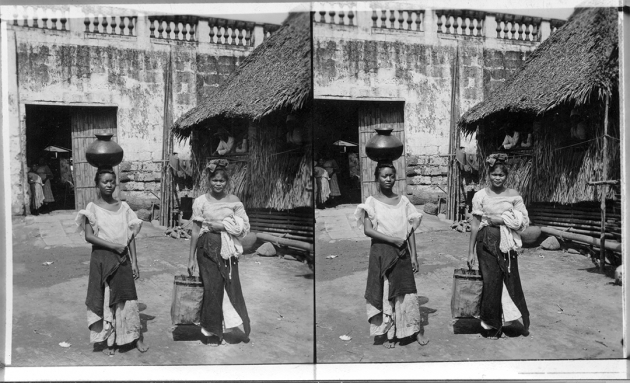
(313, 3, 623, 363)
(4, 3, 313, 366)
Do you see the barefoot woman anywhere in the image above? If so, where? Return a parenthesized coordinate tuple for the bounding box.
(76, 168, 148, 355)
(188, 160, 251, 346)
(355, 162, 428, 348)
(468, 154, 530, 339)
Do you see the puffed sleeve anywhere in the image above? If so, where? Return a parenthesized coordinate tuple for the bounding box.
(234, 202, 250, 236)
(404, 197, 423, 230)
(513, 196, 530, 228)
(124, 203, 143, 237)
(471, 189, 485, 217)
(191, 196, 205, 223)
(355, 197, 377, 231)
(75, 202, 98, 237)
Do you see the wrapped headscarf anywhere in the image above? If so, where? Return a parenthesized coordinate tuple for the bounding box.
(206, 158, 229, 173)
(486, 153, 508, 167)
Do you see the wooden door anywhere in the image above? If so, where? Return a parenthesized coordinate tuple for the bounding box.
(358, 101, 406, 202)
(70, 107, 119, 209)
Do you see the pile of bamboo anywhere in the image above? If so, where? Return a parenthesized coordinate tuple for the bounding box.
(248, 208, 314, 243)
(529, 201, 621, 242)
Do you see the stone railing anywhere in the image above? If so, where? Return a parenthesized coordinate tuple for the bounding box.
(149, 15, 198, 42)
(84, 15, 137, 36)
(495, 13, 542, 42)
(436, 10, 485, 36)
(208, 17, 255, 46)
(314, 4, 357, 26)
(9, 6, 69, 31)
(371, 9, 425, 31)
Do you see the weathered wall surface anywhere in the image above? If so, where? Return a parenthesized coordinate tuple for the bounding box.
(314, 11, 537, 204)
(7, 9, 253, 214)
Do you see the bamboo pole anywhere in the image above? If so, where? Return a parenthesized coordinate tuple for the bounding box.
(600, 94, 609, 272)
(257, 232, 314, 251)
(540, 226, 621, 252)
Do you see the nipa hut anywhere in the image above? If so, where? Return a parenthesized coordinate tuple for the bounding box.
(171, 13, 313, 250)
(458, 7, 621, 262)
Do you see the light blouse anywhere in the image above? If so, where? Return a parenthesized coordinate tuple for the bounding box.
(471, 188, 530, 230)
(355, 195, 422, 240)
(75, 202, 143, 246)
(191, 194, 250, 236)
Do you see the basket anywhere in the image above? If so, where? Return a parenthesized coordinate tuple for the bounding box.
(170, 275, 204, 325)
(450, 267, 483, 319)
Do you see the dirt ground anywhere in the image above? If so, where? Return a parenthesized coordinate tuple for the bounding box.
(315, 217, 623, 363)
(10, 216, 314, 366)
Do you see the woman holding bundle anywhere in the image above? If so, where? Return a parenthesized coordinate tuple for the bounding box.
(314, 159, 331, 208)
(76, 167, 147, 355)
(188, 159, 251, 346)
(355, 161, 427, 349)
(467, 154, 530, 339)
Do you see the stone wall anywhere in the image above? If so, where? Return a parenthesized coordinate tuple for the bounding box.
(313, 8, 544, 204)
(6, 6, 262, 214)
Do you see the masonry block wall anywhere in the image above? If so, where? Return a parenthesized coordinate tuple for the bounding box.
(314, 10, 538, 204)
(6, 6, 256, 214)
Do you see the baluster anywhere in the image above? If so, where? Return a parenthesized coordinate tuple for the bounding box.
(406, 11, 412, 30)
(208, 18, 215, 42)
(476, 12, 483, 36)
(389, 10, 396, 29)
(436, 11, 443, 33)
(468, 13, 474, 35)
(42, 12, 49, 29)
(371, 10, 378, 28)
(229, 21, 237, 44)
(380, 10, 387, 28)
(416, 11, 422, 31)
(174, 21, 181, 40)
(99, 15, 108, 34)
(318, 9, 325, 23)
(338, 8, 345, 25)
(328, 10, 336, 25)
(84, 16, 91, 32)
(444, 14, 451, 34)
(218, 20, 227, 43)
(532, 21, 539, 42)
(509, 19, 516, 39)
(218, 26, 224, 44)
(149, 18, 156, 37)
(13, 9, 19, 26)
(348, 9, 355, 26)
(129, 17, 135, 36)
(523, 17, 531, 41)
(111, 16, 118, 35)
(157, 19, 164, 39)
(60, 13, 67, 31)
(245, 27, 251, 46)
(496, 16, 502, 38)
(166, 20, 173, 39)
(51, 12, 57, 30)
(397, 10, 404, 30)
(190, 22, 196, 41)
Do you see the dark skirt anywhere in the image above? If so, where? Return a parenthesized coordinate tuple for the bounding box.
(476, 226, 530, 329)
(85, 247, 137, 318)
(364, 240, 417, 312)
(197, 232, 251, 338)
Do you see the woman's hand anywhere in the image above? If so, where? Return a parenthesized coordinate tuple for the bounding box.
(467, 250, 477, 269)
(132, 262, 140, 280)
(209, 222, 224, 232)
(113, 244, 128, 255)
(411, 257, 419, 273)
(390, 237, 406, 248)
(483, 214, 504, 226)
(188, 257, 197, 277)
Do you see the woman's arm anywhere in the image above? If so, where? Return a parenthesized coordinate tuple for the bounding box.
(467, 215, 481, 267)
(129, 237, 139, 279)
(409, 231, 418, 273)
(363, 213, 405, 248)
(188, 221, 201, 275)
(84, 217, 126, 254)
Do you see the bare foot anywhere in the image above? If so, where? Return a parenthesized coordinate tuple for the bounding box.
(102, 347, 115, 357)
(416, 332, 429, 346)
(136, 339, 149, 353)
(206, 336, 225, 347)
(383, 341, 395, 349)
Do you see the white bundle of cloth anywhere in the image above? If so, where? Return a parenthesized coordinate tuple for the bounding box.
(499, 209, 526, 254)
(221, 214, 246, 260)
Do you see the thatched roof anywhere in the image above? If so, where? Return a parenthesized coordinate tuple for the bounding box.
(459, 7, 618, 133)
(172, 12, 311, 138)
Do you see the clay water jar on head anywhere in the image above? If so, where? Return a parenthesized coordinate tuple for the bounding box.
(85, 134, 124, 168)
(365, 127, 404, 162)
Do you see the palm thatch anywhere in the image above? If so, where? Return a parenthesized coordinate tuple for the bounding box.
(172, 12, 311, 139)
(459, 7, 618, 133)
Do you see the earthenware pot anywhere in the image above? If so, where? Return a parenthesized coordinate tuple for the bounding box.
(365, 128, 403, 162)
(85, 134, 124, 168)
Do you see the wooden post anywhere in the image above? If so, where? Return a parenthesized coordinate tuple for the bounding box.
(160, 48, 174, 227)
(447, 45, 460, 221)
(599, 94, 609, 273)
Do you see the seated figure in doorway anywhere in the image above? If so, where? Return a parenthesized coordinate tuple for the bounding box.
(212, 128, 234, 156)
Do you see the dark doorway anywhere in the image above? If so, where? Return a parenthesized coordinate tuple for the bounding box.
(25, 105, 119, 214)
(25, 105, 74, 212)
(314, 99, 361, 205)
